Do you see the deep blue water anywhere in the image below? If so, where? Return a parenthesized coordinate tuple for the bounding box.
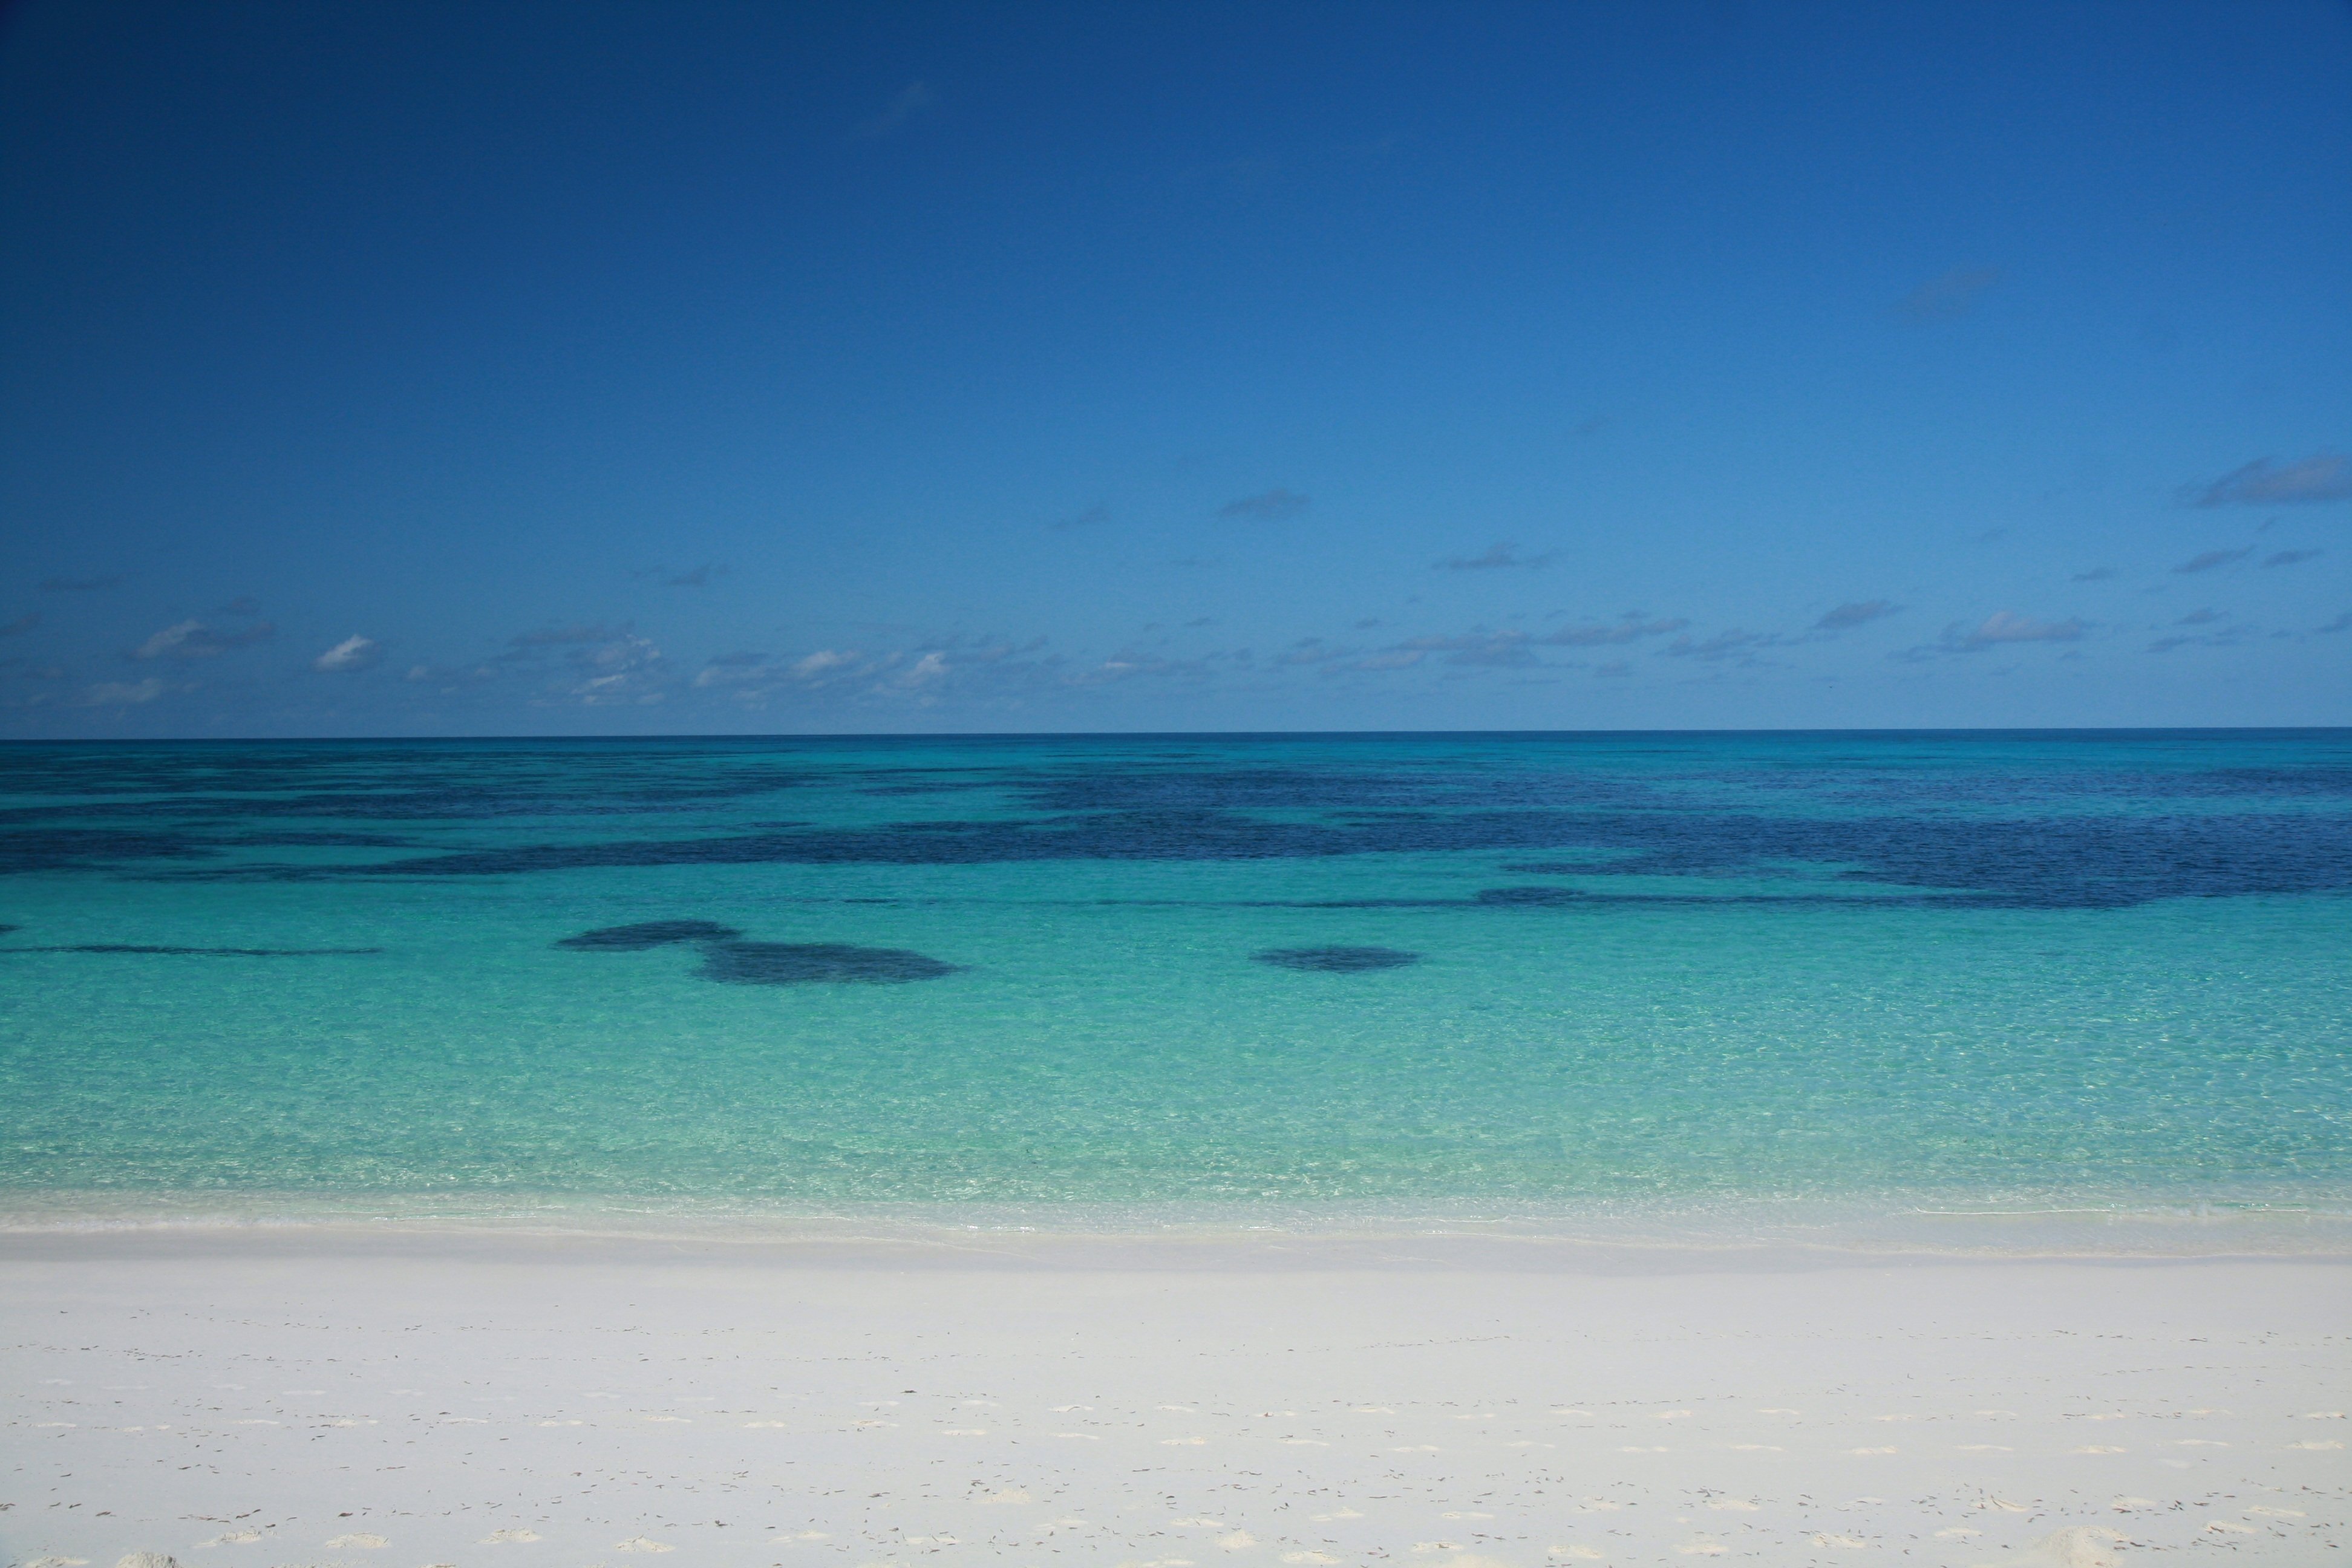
(2, 731, 2348, 1246)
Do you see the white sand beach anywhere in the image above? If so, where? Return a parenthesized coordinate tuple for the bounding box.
(3, 1231, 2345, 1567)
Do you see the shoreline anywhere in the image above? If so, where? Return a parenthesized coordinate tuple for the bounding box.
(8, 1194, 2352, 1269)
(13, 1221, 2352, 1278)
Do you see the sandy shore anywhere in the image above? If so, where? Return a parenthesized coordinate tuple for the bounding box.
(2, 1231, 2345, 1567)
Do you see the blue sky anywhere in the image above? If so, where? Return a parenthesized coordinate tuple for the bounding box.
(2, 0, 2348, 736)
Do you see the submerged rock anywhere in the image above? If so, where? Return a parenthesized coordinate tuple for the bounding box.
(557, 920, 743, 950)
(1472, 886, 1584, 906)
(1251, 945, 1420, 973)
(697, 940, 959, 985)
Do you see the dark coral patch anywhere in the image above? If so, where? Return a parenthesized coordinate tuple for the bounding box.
(1473, 886, 1586, 906)
(1252, 945, 1420, 973)
(0, 943, 381, 956)
(558, 920, 743, 950)
(697, 940, 959, 985)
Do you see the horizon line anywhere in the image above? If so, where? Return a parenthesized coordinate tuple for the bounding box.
(4, 724, 2349, 746)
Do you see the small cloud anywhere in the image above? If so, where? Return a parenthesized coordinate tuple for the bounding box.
(1276, 636, 1348, 667)
(1893, 266, 2001, 323)
(1541, 614, 1687, 647)
(2263, 549, 2324, 568)
(567, 633, 664, 703)
(1437, 637, 1538, 668)
(855, 81, 934, 139)
(1944, 611, 2088, 652)
(1217, 488, 1310, 521)
(2186, 451, 2352, 507)
(0, 613, 38, 638)
(132, 618, 275, 659)
(1389, 630, 1538, 667)
(40, 574, 122, 592)
(1813, 600, 1901, 633)
(1661, 628, 1782, 664)
(313, 635, 382, 673)
(2072, 566, 2118, 583)
(1351, 617, 1382, 630)
(664, 564, 727, 587)
(898, 650, 949, 687)
(792, 648, 858, 679)
(1593, 659, 1632, 677)
(405, 662, 496, 687)
(1184, 616, 1220, 628)
(2149, 619, 2250, 652)
(499, 622, 665, 701)
(79, 676, 166, 706)
(2173, 547, 2252, 574)
(2317, 612, 2352, 635)
(692, 654, 765, 689)
(961, 634, 1047, 663)
(218, 595, 263, 616)
(1049, 503, 1112, 532)
(1437, 542, 1554, 570)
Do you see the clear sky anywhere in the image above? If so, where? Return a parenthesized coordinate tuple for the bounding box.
(2, 0, 2347, 736)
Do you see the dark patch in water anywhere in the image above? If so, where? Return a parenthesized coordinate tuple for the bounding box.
(1252, 945, 1421, 973)
(11, 736, 2352, 910)
(1474, 886, 1586, 906)
(697, 940, 960, 985)
(558, 920, 743, 950)
(0, 943, 381, 956)
(267, 806, 2348, 910)
(0, 827, 221, 875)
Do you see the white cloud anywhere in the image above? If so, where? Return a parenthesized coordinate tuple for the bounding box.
(1896, 612, 2091, 659)
(133, 619, 273, 659)
(567, 633, 664, 703)
(1953, 610, 2085, 647)
(793, 648, 857, 679)
(79, 677, 166, 706)
(313, 635, 381, 672)
(134, 620, 204, 658)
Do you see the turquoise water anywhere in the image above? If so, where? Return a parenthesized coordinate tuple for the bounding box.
(3, 731, 2350, 1247)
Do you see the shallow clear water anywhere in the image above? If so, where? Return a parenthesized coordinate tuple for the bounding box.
(3, 731, 2349, 1247)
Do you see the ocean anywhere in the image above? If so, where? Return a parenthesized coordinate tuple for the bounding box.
(4, 730, 2348, 1251)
